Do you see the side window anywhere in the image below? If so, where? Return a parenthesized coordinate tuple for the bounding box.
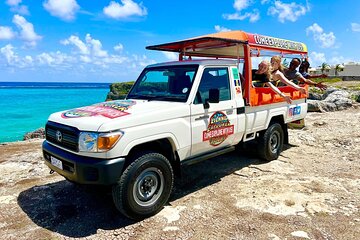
(194, 67, 231, 104)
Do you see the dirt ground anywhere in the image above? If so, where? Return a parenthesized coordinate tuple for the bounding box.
(0, 108, 359, 240)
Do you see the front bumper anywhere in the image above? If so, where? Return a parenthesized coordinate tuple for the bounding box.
(42, 141, 125, 185)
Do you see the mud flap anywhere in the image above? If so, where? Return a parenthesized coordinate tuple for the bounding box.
(288, 119, 305, 130)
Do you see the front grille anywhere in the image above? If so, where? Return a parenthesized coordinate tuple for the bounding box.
(46, 121, 79, 152)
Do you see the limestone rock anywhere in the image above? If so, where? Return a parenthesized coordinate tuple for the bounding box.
(291, 231, 310, 239)
(308, 92, 323, 100)
(324, 90, 353, 111)
(322, 87, 340, 99)
(23, 128, 45, 140)
(308, 89, 354, 112)
(307, 100, 337, 112)
(307, 100, 321, 112)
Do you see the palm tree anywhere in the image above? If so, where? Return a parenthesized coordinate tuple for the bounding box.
(335, 64, 344, 76)
(282, 58, 289, 68)
(321, 62, 331, 74)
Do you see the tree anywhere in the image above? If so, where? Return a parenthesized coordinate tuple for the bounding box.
(282, 58, 289, 68)
(335, 64, 344, 76)
(321, 62, 331, 74)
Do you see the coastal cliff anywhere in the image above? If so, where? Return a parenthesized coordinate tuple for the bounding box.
(106, 81, 134, 101)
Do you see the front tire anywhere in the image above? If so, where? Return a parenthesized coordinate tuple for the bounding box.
(112, 152, 174, 220)
(257, 123, 284, 161)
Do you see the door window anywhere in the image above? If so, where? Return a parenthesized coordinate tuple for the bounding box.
(194, 67, 231, 104)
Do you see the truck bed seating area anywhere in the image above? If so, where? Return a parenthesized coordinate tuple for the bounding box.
(249, 85, 308, 105)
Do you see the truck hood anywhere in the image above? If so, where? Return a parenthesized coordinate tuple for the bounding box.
(48, 99, 190, 132)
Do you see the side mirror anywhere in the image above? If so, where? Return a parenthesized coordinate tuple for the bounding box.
(204, 88, 219, 109)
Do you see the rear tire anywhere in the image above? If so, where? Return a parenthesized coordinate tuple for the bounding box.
(257, 123, 284, 161)
(112, 152, 174, 220)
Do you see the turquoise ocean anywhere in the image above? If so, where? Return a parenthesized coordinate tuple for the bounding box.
(0, 82, 111, 143)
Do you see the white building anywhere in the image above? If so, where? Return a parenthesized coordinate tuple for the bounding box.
(310, 62, 360, 77)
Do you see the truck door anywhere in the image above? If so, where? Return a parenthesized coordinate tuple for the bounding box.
(190, 67, 237, 156)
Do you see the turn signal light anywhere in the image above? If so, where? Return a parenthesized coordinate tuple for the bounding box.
(98, 132, 122, 151)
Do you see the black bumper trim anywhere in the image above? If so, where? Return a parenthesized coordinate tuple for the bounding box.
(237, 107, 245, 114)
(42, 141, 125, 185)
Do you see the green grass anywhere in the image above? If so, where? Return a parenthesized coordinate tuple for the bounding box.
(345, 86, 360, 91)
(311, 77, 342, 84)
(308, 87, 325, 94)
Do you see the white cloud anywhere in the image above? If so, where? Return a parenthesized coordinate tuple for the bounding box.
(24, 55, 33, 65)
(309, 51, 326, 67)
(131, 54, 155, 68)
(12, 15, 42, 46)
(61, 34, 109, 58)
(0, 26, 16, 40)
(6, 0, 29, 15)
(268, 1, 309, 23)
(233, 0, 252, 11)
(351, 23, 360, 32)
(0, 44, 18, 65)
(36, 51, 76, 67)
(114, 43, 124, 52)
(13, 5, 29, 15)
(328, 56, 353, 65)
(261, 0, 270, 4)
(80, 55, 92, 63)
(0, 43, 34, 67)
(214, 25, 231, 32)
(309, 52, 354, 67)
(86, 34, 108, 57)
(6, 0, 22, 5)
(306, 23, 336, 48)
(223, 10, 260, 22)
(223, 1, 259, 23)
(37, 52, 56, 65)
(162, 52, 178, 61)
(103, 0, 147, 19)
(43, 0, 80, 21)
(103, 55, 128, 64)
(0, 34, 156, 76)
(61, 35, 90, 55)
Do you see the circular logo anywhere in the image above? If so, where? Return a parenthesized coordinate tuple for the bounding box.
(202, 111, 234, 146)
(56, 130, 63, 142)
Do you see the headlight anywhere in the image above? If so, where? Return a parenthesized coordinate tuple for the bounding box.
(78, 131, 123, 152)
(79, 132, 98, 152)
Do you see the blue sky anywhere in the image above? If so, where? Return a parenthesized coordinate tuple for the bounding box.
(1, 0, 360, 82)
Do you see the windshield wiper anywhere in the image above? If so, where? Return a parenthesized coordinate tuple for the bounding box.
(128, 94, 185, 102)
(127, 94, 154, 100)
(147, 96, 185, 102)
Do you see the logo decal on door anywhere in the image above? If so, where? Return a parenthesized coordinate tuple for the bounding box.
(203, 111, 234, 146)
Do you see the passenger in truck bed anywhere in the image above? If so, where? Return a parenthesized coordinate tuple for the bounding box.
(252, 60, 292, 104)
(270, 56, 307, 95)
(297, 59, 327, 90)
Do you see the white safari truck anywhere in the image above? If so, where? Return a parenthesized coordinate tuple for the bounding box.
(42, 31, 308, 219)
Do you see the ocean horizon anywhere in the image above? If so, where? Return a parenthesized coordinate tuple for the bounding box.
(0, 81, 112, 143)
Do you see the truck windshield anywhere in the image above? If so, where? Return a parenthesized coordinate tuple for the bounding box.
(127, 65, 198, 102)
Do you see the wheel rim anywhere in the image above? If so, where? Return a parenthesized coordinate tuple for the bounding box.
(269, 131, 280, 154)
(133, 167, 164, 207)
